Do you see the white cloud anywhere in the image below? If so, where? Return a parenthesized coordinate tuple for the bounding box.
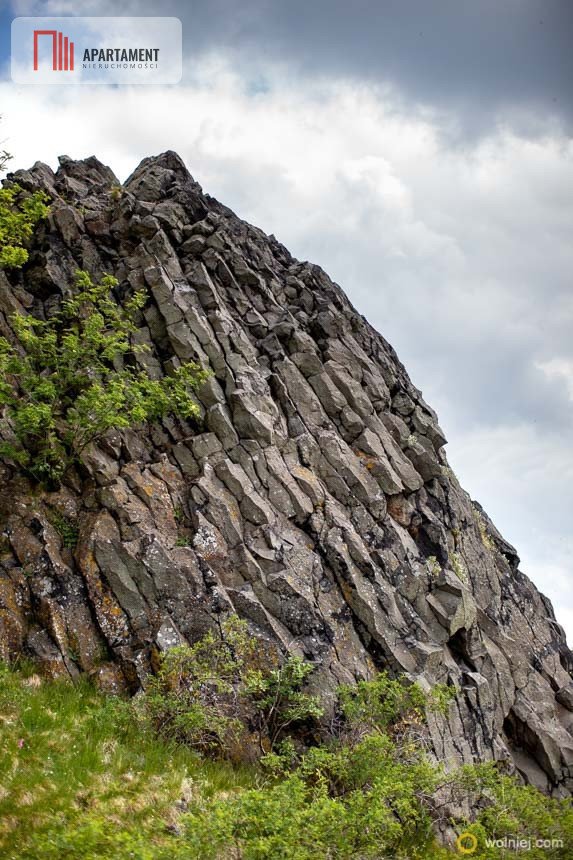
(447, 422, 573, 638)
(1, 57, 571, 637)
(537, 359, 573, 401)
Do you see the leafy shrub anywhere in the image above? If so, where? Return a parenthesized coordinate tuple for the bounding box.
(144, 617, 252, 753)
(144, 617, 322, 757)
(326, 673, 455, 759)
(448, 764, 573, 859)
(429, 682, 457, 716)
(0, 147, 10, 174)
(426, 555, 442, 577)
(0, 181, 49, 269)
(337, 672, 430, 747)
(0, 269, 210, 486)
(451, 551, 468, 583)
(185, 729, 445, 859)
(474, 508, 496, 553)
(245, 655, 323, 751)
(2, 659, 572, 859)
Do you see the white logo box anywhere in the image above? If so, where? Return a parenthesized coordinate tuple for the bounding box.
(11, 17, 182, 85)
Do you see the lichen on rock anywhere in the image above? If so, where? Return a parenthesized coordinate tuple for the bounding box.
(0, 151, 572, 799)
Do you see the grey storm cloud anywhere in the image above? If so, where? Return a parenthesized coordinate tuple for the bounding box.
(191, 0, 573, 132)
(14, 0, 573, 135)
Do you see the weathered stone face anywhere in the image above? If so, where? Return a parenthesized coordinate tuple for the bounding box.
(1, 151, 572, 796)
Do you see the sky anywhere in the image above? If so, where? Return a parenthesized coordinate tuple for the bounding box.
(1, 1, 572, 639)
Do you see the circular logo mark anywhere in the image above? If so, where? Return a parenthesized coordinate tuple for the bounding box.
(456, 831, 478, 854)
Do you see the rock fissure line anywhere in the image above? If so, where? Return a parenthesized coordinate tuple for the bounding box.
(0, 151, 571, 795)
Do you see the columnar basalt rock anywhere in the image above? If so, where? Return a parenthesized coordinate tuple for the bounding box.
(1, 152, 572, 795)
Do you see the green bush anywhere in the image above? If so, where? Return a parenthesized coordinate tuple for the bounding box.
(0, 269, 210, 486)
(245, 654, 323, 751)
(2, 657, 572, 859)
(184, 728, 446, 859)
(144, 617, 322, 757)
(445, 763, 573, 859)
(338, 672, 426, 737)
(0, 181, 49, 269)
(0, 148, 10, 174)
(336, 671, 455, 740)
(47, 509, 79, 548)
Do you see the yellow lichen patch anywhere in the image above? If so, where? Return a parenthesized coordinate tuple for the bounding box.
(473, 509, 496, 553)
(81, 548, 100, 579)
(352, 447, 377, 471)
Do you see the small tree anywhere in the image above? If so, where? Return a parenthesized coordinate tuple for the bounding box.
(0, 120, 12, 176)
(0, 142, 49, 269)
(0, 269, 210, 486)
(0, 148, 11, 174)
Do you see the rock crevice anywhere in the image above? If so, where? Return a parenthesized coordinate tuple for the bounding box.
(1, 151, 572, 795)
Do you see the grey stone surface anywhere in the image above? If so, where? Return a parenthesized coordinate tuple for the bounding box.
(0, 151, 571, 797)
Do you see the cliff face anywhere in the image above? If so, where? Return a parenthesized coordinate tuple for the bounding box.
(1, 152, 572, 795)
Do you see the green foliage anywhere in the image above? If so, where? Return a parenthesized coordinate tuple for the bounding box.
(145, 616, 257, 754)
(474, 508, 496, 553)
(245, 655, 324, 750)
(426, 555, 442, 577)
(0, 148, 11, 174)
(0, 269, 210, 486)
(144, 617, 322, 757)
(450, 764, 573, 859)
(0, 182, 49, 269)
(0, 661, 252, 860)
(182, 756, 444, 860)
(336, 673, 455, 744)
(1, 659, 572, 859)
(187, 681, 445, 859)
(338, 671, 426, 737)
(451, 551, 468, 583)
(429, 682, 457, 716)
(48, 509, 79, 549)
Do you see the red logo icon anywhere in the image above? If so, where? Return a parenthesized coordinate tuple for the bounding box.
(33, 30, 75, 71)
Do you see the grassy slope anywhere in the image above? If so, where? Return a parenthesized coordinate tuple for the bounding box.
(0, 663, 252, 860)
(1, 663, 571, 860)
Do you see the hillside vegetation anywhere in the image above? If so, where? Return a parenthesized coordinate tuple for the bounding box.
(1, 624, 572, 860)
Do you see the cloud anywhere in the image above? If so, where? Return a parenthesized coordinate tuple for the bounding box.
(8, 0, 573, 137)
(0, 56, 571, 638)
(448, 423, 573, 636)
(537, 359, 573, 401)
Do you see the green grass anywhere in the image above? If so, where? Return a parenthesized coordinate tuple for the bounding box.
(0, 662, 253, 859)
(1, 661, 571, 860)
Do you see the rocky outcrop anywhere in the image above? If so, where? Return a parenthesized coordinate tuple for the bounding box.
(1, 152, 572, 795)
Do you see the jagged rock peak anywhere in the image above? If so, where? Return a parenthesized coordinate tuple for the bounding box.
(0, 153, 572, 798)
